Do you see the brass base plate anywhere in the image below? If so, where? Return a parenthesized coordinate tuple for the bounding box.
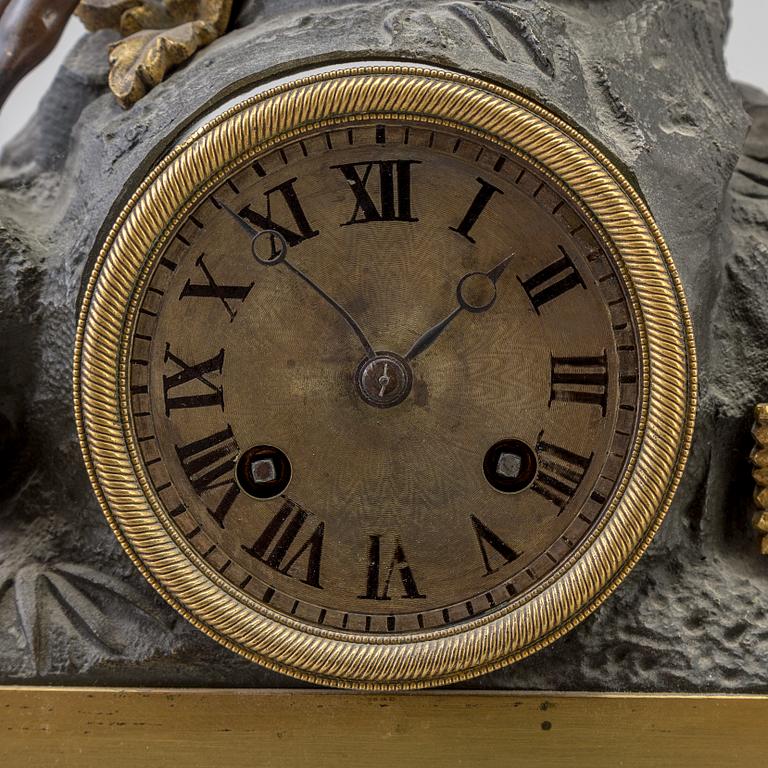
(2, 687, 765, 767)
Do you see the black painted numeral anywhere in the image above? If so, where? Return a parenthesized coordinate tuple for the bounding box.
(179, 254, 253, 322)
(533, 440, 592, 512)
(333, 160, 420, 225)
(550, 352, 609, 415)
(519, 246, 585, 312)
(243, 499, 324, 588)
(471, 515, 520, 575)
(358, 535, 425, 600)
(175, 425, 240, 527)
(163, 344, 224, 416)
(239, 177, 319, 246)
(450, 177, 503, 243)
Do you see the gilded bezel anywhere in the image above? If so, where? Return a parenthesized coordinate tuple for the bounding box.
(74, 64, 696, 689)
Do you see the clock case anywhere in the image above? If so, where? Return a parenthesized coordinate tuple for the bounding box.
(1, 0, 765, 693)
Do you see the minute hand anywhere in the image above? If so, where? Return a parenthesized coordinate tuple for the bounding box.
(219, 202, 375, 360)
(404, 255, 513, 362)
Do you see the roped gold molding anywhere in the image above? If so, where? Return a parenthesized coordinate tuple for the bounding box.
(74, 64, 697, 689)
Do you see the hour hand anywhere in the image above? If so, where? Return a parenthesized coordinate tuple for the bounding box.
(219, 201, 376, 359)
(405, 254, 514, 362)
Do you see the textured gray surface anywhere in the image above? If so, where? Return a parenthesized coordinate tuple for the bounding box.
(0, 0, 766, 690)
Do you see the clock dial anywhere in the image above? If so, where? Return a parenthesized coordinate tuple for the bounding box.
(127, 122, 640, 633)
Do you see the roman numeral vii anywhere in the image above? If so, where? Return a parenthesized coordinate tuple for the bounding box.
(243, 499, 325, 588)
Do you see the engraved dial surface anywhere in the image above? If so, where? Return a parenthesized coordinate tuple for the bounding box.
(127, 121, 641, 635)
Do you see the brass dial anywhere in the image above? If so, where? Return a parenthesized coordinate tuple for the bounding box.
(75, 65, 695, 688)
(128, 123, 639, 633)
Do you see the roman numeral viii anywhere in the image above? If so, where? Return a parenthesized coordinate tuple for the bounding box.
(238, 177, 319, 246)
(163, 344, 224, 415)
(358, 535, 425, 600)
(533, 440, 592, 512)
(550, 352, 609, 415)
(175, 426, 240, 527)
(179, 254, 253, 322)
(333, 160, 420, 225)
(519, 246, 585, 312)
(243, 499, 324, 588)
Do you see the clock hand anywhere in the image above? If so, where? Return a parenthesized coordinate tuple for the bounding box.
(404, 254, 514, 362)
(219, 202, 376, 360)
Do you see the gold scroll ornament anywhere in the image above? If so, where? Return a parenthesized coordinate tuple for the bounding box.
(75, 0, 232, 108)
(751, 404, 768, 554)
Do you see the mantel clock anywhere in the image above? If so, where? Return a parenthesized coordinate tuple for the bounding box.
(74, 63, 695, 689)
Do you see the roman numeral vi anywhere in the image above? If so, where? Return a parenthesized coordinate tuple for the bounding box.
(358, 535, 425, 600)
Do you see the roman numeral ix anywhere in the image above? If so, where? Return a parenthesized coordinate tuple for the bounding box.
(519, 246, 585, 312)
(163, 344, 225, 415)
(238, 177, 319, 246)
(533, 440, 592, 512)
(333, 159, 420, 225)
(243, 499, 325, 588)
(179, 254, 253, 321)
(175, 425, 240, 527)
(550, 352, 609, 415)
(358, 535, 425, 600)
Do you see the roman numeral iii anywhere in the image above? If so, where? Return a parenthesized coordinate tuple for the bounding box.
(238, 177, 319, 246)
(533, 440, 592, 511)
(332, 159, 420, 224)
(163, 344, 225, 415)
(519, 246, 585, 312)
(550, 352, 609, 415)
(175, 425, 240, 527)
(358, 535, 425, 600)
(243, 499, 325, 588)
